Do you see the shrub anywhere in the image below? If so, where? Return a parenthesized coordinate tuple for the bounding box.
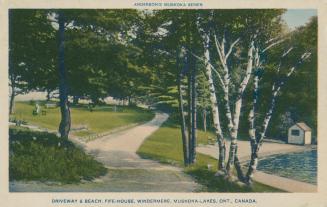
(9, 127, 107, 183)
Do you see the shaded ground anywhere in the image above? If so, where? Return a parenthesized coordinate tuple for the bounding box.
(10, 113, 201, 192)
(11, 102, 154, 138)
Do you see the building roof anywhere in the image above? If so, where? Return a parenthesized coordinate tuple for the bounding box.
(295, 122, 312, 131)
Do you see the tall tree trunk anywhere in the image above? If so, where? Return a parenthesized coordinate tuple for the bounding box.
(213, 34, 235, 134)
(187, 59, 193, 163)
(201, 32, 226, 172)
(58, 11, 71, 139)
(226, 41, 254, 177)
(9, 84, 16, 115)
(246, 74, 259, 183)
(186, 12, 197, 164)
(245, 83, 279, 182)
(245, 51, 311, 183)
(190, 55, 197, 164)
(245, 48, 260, 184)
(245, 83, 278, 183)
(203, 109, 207, 132)
(178, 71, 190, 166)
(234, 145, 246, 181)
(213, 33, 245, 179)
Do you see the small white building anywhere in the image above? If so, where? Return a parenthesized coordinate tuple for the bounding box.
(288, 122, 312, 145)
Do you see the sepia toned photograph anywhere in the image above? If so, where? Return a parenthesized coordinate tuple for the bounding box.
(7, 8, 318, 194)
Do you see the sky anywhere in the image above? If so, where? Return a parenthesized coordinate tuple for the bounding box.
(282, 9, 317, 30)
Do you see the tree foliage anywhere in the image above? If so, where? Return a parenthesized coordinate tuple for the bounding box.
(9, 9, 317, 183)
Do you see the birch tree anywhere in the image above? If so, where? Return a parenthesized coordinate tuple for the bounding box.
(196, 10, 287, 180)
(197, 24, 227, 172)
(267, 17, 317, 140)
(244, 42, 312, 184)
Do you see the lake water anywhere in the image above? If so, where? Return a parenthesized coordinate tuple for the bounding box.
(257, 149, 317, 184)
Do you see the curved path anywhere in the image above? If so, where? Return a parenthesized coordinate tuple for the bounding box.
(10, 113, 201, 192)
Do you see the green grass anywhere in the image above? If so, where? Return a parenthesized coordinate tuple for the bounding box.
(11, 101, 154, 137)
(137, 119, 283, 192)
(9, 126, 107, 183)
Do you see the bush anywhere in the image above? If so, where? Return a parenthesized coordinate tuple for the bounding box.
(9, 127, 107, 183)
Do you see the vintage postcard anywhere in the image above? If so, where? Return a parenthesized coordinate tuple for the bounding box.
(0, 0, 326, 206)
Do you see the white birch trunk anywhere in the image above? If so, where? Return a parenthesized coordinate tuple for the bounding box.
(226, 41, 254, 176)
(245, 47, 260, 183)
(245, 51, 311, 183)
(202, 32, 227, 171)
(213, 34, 236, 133)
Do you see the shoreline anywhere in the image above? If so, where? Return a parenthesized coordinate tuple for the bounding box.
(197, 143, 317, 192)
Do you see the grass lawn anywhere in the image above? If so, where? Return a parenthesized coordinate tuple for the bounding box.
(137, 119, 284, 192)
(9, 127, 107, 183)
(11, 101, 154, 138)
